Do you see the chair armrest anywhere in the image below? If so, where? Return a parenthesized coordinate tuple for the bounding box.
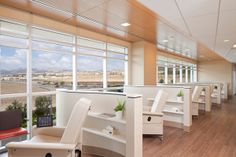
(6, 142, 75, 151)
(33, 127, 65, 138)
(143, 112, 164, 117)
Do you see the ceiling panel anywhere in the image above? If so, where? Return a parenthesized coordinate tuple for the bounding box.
(137, 0, 188, 34)
(0, 0, 227, 62)
(157, 21, 197, 59)
(165, 18, 189, 35)
(138, 0, 181, 19)
(137, 0, 226, 62)
(176, 0, 219, 17)
(197, 43, 223, 61)
(221, 0, 236, 11)
(78, 6, 156, 42)
(99, 0, 158, 31)
(215, 9, 236, 58)
(66, 16, 142, 42)
(226, 48, 236, 63)
(185, 14, 218, 50)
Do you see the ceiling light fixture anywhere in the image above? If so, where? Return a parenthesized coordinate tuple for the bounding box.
(121, 22, 131, 27)
(233, 44, 236, 48)
(162, 39, 168, 43)
(224, 39, 229, 42)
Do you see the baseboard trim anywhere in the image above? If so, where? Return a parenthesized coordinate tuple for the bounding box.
(164, 120, 183, 129)
(164, 121, 191, 132)
(183, 126, 191, 132)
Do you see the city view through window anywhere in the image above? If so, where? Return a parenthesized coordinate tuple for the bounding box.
(0, 19, 128, 130)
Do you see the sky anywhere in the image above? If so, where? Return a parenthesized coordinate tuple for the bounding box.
(0, 45, 125, 74)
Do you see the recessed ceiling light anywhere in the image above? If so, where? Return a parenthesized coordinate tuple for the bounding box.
(224, 39, 229, 42)
(121, 22, 131, 27)
(233, 44, 236, 48)
(162, 39, 168, 43)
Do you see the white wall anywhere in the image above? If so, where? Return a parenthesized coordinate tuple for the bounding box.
(131, 41, 156, 85)
(233, 64, 236, 95)
(198, 60, 233, 95)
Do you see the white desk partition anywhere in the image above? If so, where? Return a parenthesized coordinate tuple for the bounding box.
(176, 82, 219, 107)
(56, 89, 142, 157)
(124, 85, 192, 132)
(210, 83, 221, 104)
(221, 82, 228, 100)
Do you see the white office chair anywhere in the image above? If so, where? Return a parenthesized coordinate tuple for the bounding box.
(143, 90, 168, 140)
(192, 86, 204, 117)
(7, 98, 91, 157)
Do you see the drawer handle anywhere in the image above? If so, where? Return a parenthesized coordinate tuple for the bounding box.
(147, 116, 151, 122)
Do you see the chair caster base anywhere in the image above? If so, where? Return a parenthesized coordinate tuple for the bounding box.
(159, 135, 163, 142)
(75, 149, 81, 157)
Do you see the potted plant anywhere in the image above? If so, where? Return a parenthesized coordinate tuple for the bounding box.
(114, 100, 125, 119)
(201, 88, 206, 95)
(177, 90, 184, 102)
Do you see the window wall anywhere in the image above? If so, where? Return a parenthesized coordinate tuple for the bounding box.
(0, 19, 129, 136)
(157, 56, 197, 84)
(107, 44, 128, 87)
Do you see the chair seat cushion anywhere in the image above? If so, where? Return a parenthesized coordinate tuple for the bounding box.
(0, 128, 27, 140)
(30, 135, 61, 143)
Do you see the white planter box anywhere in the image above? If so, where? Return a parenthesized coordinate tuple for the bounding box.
(115, 111, 123, 119)
(177, 96, 183, 102)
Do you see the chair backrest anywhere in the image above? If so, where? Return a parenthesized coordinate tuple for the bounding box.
(60, 98, 91, 144)
(192, 86, 203, 102)
(150, 90, 168, 113)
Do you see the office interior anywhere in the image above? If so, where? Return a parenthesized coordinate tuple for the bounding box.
(0, 0, 236, 157)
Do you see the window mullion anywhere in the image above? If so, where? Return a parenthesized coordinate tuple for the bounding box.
(73, 36, 77, 91)
(103, 43, 107, 88)
(27, 24, 33, 139)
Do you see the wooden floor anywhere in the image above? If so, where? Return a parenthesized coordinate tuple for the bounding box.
(143, 96, 236, 157)
(1, 96, 236, 157)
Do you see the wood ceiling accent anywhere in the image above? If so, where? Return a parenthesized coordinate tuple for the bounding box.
(0, 0, 225, 61)
(197, 43, 224, 61)
(0, 0, 158, 43)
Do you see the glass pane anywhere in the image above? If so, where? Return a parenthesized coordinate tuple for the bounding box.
(78, 37, 106, 50)
(107, 44, 127, 54)
(158, 66, 165, 84)
(107, 59, 125, 87)
(182, 67, 186, 83)
(32, 27, 74, 44)
(32, 95, 56, 126)
(188, 67, 191, 83)
(107, 52, 127, 60)
(32, 51, 72, 92)
(77, 55, 103, 89)
(78, 47, 105, 57)
(168, 67, 173, 84)
(176, 67, 180, 83)
(0, 97, 27, 127)
(0, 20, 28, 35)
(0, 35, 28, 48)
(32, 41, 73, 52)
(0, 46, 27, 94)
